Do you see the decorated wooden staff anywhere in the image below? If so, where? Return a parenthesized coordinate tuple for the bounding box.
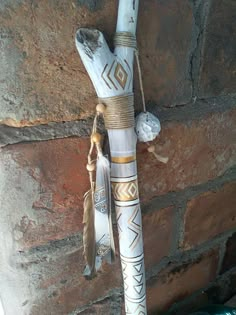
(75, 1, 166, 314)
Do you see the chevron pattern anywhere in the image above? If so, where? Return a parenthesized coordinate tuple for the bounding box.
(112, 180, 138, 201)
(101, 60, 129, 90)
(126, 303, 146, 315)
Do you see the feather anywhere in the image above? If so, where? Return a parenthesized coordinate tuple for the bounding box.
(94, 154, 115, 266)
(82, 188, 96, 277)
(101, 155, 115, 261)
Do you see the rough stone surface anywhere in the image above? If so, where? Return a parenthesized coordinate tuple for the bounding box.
(198, 0, 236, 97)
(182, 182, 236, 250)
(76, 0, 105, 12)
(30, 253, 122, 315)
(0, 0, 117, 126)
(0, 1, 236, 314)
(137, 108, 236, 202)
(0, 0, 193, 127)
(167, 271, 236, 315)
(221, 232, 236, 274)
(0, 236, 122, 315)
(0, 119, 93, 147)
(1, 96, 236, 148)
(143, 206, 174, 269)
(151, 95, 236, 125)
(138, 0, 192, 108)
(74, 296, 122, 315)
(0, 138, 90, 249)
(146, 249, 219, 313)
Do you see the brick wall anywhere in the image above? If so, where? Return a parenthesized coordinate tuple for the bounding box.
(0, 1, 235, 314)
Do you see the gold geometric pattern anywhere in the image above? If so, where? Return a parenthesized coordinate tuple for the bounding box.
(111, 155, 136, 164)
(101, 60, 129, 90)
(114, 63, 128, 89)
(112, 179, 138, 201)
(128, 206, 142, 250)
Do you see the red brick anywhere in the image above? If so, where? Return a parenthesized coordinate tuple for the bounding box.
(182, 182, 236, 250)
(138, 0, 193, 107)
(78, 303, 113, 315)
(221, 232, 236, 274)
(0, 138, 90, 249)
(198, 0, 236, 98)
(146, 249, 219, 313)
(34, 253, 122, 315)
(137, 109, 236, 202)
(77, 298, 122, 315)
(0, 1, 117, 126)
(143, 207, 174, 269)
(0, 1, 193, 127)
(4, 245, 122, 315)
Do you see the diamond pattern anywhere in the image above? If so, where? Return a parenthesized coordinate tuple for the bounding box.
(101, 60, 130, 90)
(114, 63, 128, 89)
(112, 180, 138, 201)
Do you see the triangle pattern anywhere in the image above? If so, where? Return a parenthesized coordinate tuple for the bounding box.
(133, 303, 146, 313)
(134, 284, 143, 295)
(134, 262, 142, 273)
(133, 273, 143, 284)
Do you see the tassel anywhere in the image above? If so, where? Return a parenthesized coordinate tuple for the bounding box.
(83, 188, 96, 277)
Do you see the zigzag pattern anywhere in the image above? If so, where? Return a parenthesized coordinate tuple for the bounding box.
(112, 180, 138, 201)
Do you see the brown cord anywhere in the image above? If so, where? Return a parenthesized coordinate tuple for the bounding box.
(99, 32, 147, 129)
(114, 32, 169, 163)
(114, 32, 146, 113)
(99, 93, 135, 129)
(134, 50, 146, 112)
(114, 32, 137, 49)
(86, 113, 100, 193)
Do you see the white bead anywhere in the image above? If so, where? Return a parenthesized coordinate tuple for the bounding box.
(135, 112, 161, 142)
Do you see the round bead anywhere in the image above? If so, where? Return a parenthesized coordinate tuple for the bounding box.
(147, 145, 155, 153)
(135, 111, 161, 142)
(96, 103, 106, 114)
(91, 132, 102, 144)
(86, 163, 95, 172)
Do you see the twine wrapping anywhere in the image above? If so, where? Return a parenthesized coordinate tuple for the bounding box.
(99, 93, 135, 129)
(114, 32, 137, 49)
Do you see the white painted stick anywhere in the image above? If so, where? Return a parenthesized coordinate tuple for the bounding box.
(76, 1, 147, 314)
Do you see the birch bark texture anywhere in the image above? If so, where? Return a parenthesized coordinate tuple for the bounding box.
(75, 1, 147, 314)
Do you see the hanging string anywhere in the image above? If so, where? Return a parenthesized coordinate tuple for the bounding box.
(114, 32, 147, 113)
(134, 50, 146, 113)
(96, 32, 147, 130)
(114, 32, 169, 164)
(86, 111, 101, 193)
